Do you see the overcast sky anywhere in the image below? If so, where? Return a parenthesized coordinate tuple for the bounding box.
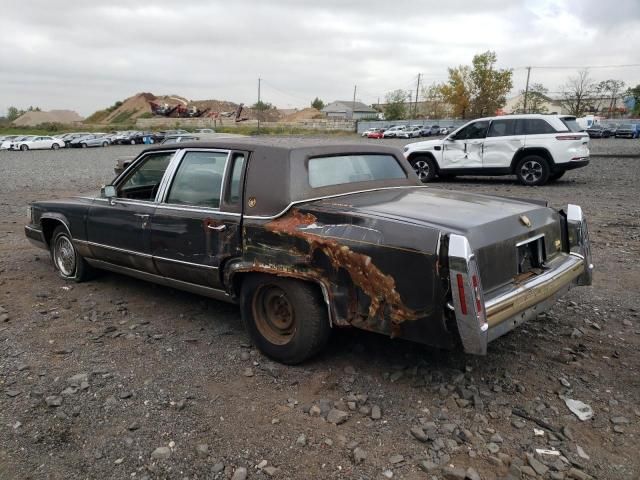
(2, 0, 639, 116)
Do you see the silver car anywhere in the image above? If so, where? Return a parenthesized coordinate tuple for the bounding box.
(69, 134, 111, 148)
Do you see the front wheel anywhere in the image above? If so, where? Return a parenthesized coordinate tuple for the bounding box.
(515, 155, 550, 186)
(409, 156, 437, 182)
(50, 226, 93, 282)
(81, 143, 88, 148)
(20, 144, 28, 151)
(240, 275, 330, 364)
(102, 141, 109, 147)
(51, 143, 60, 150)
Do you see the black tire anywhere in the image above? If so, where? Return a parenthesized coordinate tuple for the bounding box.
(409, 155, 437, 183)
(20, 144, 28, 151)
(130, 139, 136, 145)
(240, 274, 330, 364)
(515, 155, 550, 186)
(51, 143, 60, 150)
(549, 171, 565, 182)
(102, 141, 109, 147)
(50, 225, 93, 282)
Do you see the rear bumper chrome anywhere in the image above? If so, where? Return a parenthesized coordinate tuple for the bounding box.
(484, 254, 584, 342)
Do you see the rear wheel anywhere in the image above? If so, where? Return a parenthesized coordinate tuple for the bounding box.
(515, 155, 550, 186)
(81, 143, 88, 148)
(50, 225, 93, 282)
(240, 275, 330, 364)
(409, 156, 437, 182)
(51, 143, 60, 150)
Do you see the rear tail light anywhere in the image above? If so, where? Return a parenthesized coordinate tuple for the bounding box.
(555, 135, 584, 140)
(448, 234, 488, 355)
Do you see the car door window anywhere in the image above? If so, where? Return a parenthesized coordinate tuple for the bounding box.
(453, 121, 490, 140)
(166, 151, 228, 208)
(487, 119, 516, 137)
(117, 152, 174, 201)
(516, 119, 557, 135)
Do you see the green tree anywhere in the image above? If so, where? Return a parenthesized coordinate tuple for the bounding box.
(311, 97, 324, 110)
(559, 70, 597, 117)
(251, 100, 274, 111)
(383, 89, 407, 120)
(440, 51, 512, 119)
(513, 83, 550, 114)
(7, 106, 24, 122)
(625, 84, 640, 115)
(420, 82, 449, 118)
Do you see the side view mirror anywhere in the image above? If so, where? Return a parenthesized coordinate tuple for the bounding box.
(101, 185, 116, 199)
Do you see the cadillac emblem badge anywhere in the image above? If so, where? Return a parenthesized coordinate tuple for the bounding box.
(519, 215, 532, 228)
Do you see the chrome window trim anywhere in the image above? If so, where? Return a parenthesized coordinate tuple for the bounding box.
(114, 149, 179, 192)
(160, 148, 232, 209)
(515, 233, 545, 247)
(154, 204, 242, 216)
(243, 185, 428, 220)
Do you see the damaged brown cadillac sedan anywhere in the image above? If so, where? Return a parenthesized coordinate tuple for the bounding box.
(25, 140, 593, 364)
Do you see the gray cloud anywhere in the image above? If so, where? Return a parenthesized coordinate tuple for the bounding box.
(1, 0, 639, 115)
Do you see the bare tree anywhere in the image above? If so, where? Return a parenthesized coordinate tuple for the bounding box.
(559, 70, 597, 117)
(595, 79, 625, 117)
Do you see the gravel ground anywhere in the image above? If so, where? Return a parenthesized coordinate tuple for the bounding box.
(0, 137, 639, 480)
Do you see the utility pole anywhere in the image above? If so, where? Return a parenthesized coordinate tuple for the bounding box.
(523, 66, 531, 114)
(257, 77, 261, 135)
(414, 73, 421, 118)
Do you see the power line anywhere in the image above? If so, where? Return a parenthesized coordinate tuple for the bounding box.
(514, 64, 640, 70)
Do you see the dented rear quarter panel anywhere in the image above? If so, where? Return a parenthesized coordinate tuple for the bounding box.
(239, 204, 458, 350)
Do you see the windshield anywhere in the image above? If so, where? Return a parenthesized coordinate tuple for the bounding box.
(308, 154, 407, 188)
(620, 124, 633, 129)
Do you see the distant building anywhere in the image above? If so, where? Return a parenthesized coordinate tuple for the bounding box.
(322, 101, 378, 120)
(503, 93, 565, 115)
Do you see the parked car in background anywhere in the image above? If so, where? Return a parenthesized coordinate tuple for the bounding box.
(68, 134, 111, 148)
(361, 127, 379, 137)
(382, 125, 407, 138)
(0, 135, 19, 144)
(440, 126, 456, 135)
(25, 139, 593, 364)
(12, 135, 65, 151)
(615, 123, 639, 138)
(396, 126, 422, 139)
(195, 128, 215, 134)
(63, 133, 92, 147)
(366, 128, 386, 139)
(586, 125, 613, 138)
(403, 114, 590, 186)
(1, 136, 33, 150)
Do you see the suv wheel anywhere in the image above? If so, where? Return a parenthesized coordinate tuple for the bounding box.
(515, 155, 550, 186)
(240, 275, 330, 364)
(410, 156, 436, 182)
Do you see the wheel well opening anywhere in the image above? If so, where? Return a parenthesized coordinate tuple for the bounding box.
(41, 219, 65, 247)
(407, 152, 439, 172)
(511, 148, 554, 172)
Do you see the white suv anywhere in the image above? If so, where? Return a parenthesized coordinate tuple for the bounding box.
(402, 114, 590, 186)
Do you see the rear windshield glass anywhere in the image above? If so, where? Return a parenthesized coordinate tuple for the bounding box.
(619, 124, 633, 129)
(308, 154, 406, 188)
(560, 117, 582, 132)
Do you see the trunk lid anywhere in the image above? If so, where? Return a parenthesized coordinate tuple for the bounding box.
(306, 187, 563, 293)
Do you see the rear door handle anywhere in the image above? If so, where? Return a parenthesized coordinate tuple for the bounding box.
(207, 224, 226, 231)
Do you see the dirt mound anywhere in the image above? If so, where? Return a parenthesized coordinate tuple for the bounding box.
(13, 110, 83, 126)
(283, 107, 323, 121)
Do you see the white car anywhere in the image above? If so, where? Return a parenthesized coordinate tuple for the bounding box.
(1, 135, 34, 150)
(403, 114, 590, 186)
(396, 126, 422, 139)
(382, 126, 407, 138)
(12, 135, 65, 151)
(361, 127, 379, 137)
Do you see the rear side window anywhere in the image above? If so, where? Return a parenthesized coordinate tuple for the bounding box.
(225, 153, 245, 205)
(517, 119, 557, 135)
(308, 154, 406, 188)
(166, 151, 228, 208)
(487, 119, 516, 137)
(560, 117, 582, 132)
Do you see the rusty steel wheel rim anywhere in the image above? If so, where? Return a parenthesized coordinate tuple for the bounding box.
(252, 285, 296, 345)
